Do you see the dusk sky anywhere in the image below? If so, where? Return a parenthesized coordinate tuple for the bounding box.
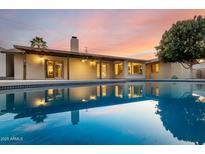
(0, 9, 205, 59)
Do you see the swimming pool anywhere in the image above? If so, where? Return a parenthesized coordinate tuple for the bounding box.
(0, 82, 205, 145)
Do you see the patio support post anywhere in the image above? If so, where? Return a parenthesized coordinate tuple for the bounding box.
(23, 54, 26, 80)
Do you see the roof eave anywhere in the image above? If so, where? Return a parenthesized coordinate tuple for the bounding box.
(13, 45, 148, 63)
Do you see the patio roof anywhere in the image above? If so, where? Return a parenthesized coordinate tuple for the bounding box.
(0, 47, 6, 51)
(145, 58, 159, 64)
(5, 45, 148, 63)
(0, 48, 24, 54)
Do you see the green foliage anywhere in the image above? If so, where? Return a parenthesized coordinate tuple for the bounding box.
(30, 36, 47, 49)
(171, 75, 178, 79)
(156, 16, 205, 69)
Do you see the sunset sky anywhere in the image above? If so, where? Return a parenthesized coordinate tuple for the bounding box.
(0, 9, 205, 60)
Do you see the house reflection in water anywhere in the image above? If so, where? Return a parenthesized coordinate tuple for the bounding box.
(0, 83, 146, 125)
(1, 82, 205, 144)
(71, 110, 79, 125)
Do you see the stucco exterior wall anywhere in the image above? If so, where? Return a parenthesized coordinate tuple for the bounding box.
(193, 62, 205, 79)
(170, 63, 191, 79)
(26, 54, 68, 80)
(0, 53, 6, 77)
(14, 54, 24, 80)
(106, 61, 115, 79)
(69, 58, 97, 80)
(146, 62, 191, 79)
(158, 62, 171, 79)
(145, 62, 164, 79)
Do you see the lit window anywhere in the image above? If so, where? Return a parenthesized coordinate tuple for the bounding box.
(102, 64, 107, 78)
(97, 63, 100, 78)
(115, 63, 123, 75)
(46, 60, 54, 78)
(46, 60, 63, 78)
(151, 63, 159, 73)
(128, 62, 142, 75)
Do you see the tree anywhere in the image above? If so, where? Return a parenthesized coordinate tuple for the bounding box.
(30, 36, 47, 49)
(156, 15, 205, 78)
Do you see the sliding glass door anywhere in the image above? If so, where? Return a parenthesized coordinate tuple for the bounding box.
(46, 60, 63, 79)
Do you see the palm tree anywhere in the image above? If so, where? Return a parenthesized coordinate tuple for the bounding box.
(30, 36, 48, 49)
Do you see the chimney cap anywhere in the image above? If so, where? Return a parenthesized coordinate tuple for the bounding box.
(72, 36, 78, 39)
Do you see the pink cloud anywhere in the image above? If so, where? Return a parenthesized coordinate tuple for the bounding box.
(48, 10, 205, 59)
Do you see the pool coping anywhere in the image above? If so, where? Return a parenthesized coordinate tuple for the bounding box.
(0, 79, 205, 91)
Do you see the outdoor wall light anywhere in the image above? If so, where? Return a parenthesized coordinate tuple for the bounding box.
(81, 59, 87, 63)
(39, 55, 44, 64)
(89, 60, 96, 66)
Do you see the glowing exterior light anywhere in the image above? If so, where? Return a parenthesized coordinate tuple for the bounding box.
(81, 99, 87, 102)
(89, 60, 96, 66)
(34, 99, 46, 107)
(90, 95, 96, 100)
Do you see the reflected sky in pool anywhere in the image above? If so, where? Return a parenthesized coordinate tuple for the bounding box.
(0, 82, 205, 145)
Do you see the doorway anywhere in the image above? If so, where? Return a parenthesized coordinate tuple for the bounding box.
(46, 60, 63, 79)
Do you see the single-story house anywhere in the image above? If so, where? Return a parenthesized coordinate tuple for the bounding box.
(0, 36, 202, 80)
(0, 37, 146, 80)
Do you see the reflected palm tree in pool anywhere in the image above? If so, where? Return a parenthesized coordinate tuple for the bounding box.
(31, 111, 47, 123)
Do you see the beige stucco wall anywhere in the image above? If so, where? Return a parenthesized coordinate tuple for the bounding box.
(146, 62, 191, 79)
(26, 54, 68, 80)
(14, 54, 24, 80)
(69, 58, 97, 80)
(106, 61, 115, 79)
(170, 63, 191, 79)
(193, 62, 205, 79)
(0, 53, 6, 77)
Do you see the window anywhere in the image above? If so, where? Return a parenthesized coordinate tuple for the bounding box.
(102, 64, 107, 78)
(46, 60, 54, 78)
(55, 61, 63, 78)
(151, 63, 159, 73)
(46, 60, 63, 78)
(97, 63, 100, 78)
(128, 62, 142, 75)
(115, 63, 123, 75)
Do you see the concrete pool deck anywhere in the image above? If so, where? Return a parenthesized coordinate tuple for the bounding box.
(0, 79, 205, 90)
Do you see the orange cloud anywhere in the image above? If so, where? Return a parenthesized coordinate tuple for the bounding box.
(48, 10, 205, 60)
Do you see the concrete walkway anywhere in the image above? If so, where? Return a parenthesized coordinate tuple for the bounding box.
(0, 79, 205, 90)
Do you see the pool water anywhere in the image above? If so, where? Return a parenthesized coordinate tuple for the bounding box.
(0, 82, 205, 145)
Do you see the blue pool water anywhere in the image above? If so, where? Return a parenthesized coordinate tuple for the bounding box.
(0, 82, 205, 145)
